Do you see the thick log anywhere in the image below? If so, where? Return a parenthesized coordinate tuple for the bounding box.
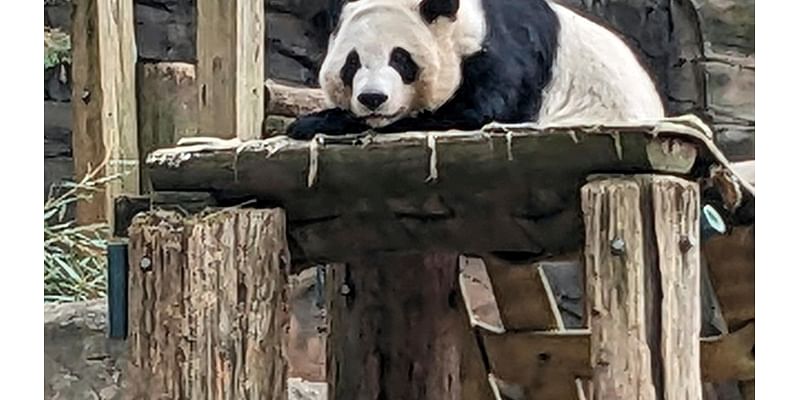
(136, 62, 198, 192)
(146, 124, 738, 265)
(127, 209, 289, 399)
(326, 254, 492, 400)
(127, 211, 190, 399)
(265, 80, 327, 118)
(582, 175, 702, 399)
(197, 0, 264, 140)
(71, 0, 139, 224)
(186, 209, 289, 399)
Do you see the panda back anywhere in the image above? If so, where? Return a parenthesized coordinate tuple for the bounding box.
(537, 3, 665, 125)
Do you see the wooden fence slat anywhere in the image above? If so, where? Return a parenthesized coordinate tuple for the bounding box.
(197, 0, 265, 141)
(71, 0, 139, 225)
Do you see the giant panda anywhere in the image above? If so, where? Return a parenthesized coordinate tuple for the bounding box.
(286, 0, 665, 140)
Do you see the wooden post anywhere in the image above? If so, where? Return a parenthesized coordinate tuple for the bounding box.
(325, 254, 493, 400)
(136, 62, 198, 192)
(128, 209, 289, 399)
(71, 0, 139, 225)
(197, 0, 265, 141)
(581, 175, 702, 399)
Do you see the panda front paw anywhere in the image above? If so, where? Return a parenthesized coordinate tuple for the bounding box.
(286, 108, 370, 140)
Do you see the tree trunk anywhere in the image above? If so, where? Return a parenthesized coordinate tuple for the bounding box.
(325, 253, 492, 400)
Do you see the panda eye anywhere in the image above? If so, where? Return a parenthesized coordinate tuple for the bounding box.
(340, 50, 361, 87)
(389, 47, 419, 84)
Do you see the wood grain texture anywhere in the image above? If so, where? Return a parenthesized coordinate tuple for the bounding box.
(701, 322, 755, 382)
(186, 209, 289, 400)
(127, 211, 191, 400)
(136, 62, 198, 192)
(265, 80, 327, 118)
(147, 128, 710, 265)
(482, 256, 563, 331)
(650, 176, 702, 399)
(582, 175, 703, 400)
(326, 254, 490, 400)
(127, 209, 289, 399)
(702, 226, 755, 331)
(197, 0, 264, 140)
(71, 0, 139, 224)
(583, 178, 657, 400)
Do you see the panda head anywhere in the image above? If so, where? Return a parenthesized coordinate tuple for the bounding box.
(319, 0, 468, 128)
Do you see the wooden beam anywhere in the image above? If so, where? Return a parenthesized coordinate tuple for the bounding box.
(481, 256, 563, 331)
(197, 0, 265, 141)
(326, 254, 493, 399)
(701, 322, 755, 382)
(128, 209, 289, 399)
(71, 0, 139, 225)
(265, 79, 327, 118)
(582, 175, 702, 399)
(480, 329, 591, 400)
(136, 62, 198, 192)
(146, 126, 721, 264)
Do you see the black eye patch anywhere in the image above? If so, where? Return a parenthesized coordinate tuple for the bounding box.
(389, 47, 419, 84)
(340, 50, 361, 87)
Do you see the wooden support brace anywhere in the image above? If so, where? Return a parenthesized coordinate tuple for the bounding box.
(582, 175, 702, 400)
(136, 62, 199, 192)
(326, 254, 494, 400)
(71, 0, 139, 225)
(127, 209, 289, 399)
(197, 0, 265, 141)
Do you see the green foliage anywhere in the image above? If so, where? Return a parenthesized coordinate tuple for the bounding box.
(44, 163, 120, 303)
(44, 27, 71, 69)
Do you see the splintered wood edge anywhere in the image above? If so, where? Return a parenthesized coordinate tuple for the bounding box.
(146, 119, 712, 169)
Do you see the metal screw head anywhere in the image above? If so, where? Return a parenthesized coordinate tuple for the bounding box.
(339, 283, 351, 296)
(679, 236, 694, 253)
(140, 257, 152, 271)
(610, 238, 626, 256)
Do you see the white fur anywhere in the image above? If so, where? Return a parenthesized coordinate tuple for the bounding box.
(321, 0, 664, 128)
(537, 3, 665, 125)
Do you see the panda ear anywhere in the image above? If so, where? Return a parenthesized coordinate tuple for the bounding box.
(420, 0, 459, 24)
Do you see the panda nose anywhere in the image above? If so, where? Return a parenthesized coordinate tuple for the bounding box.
(358, 92, 388, 111)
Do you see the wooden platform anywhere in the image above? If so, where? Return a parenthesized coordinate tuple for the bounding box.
(145, 118, 754, 265)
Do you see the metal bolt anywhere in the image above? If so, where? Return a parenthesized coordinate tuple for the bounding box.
(140, 256, 152, 271)
(610, 238, 626, 256)
(340, 283, 351, 296)
(679, 235, 694, 253)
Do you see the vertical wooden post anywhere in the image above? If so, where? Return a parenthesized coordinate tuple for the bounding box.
(136, 62, 199, 192)
(196, 0, 265, 141)
(325, 253, 493, 400)
(71, 0, 139, 225)
(581, 175, 702, 400)
(128, 209, 289, 399)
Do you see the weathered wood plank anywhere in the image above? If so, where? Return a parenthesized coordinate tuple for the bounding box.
(582, 178, 657, 400)
(703, 226, 755, 331)
(146, 126, 717, 264)
(186, 209, 289, 399)
(701, 322, 755, 382)
(582, 175, 703, 400)
(136, 62, 198, 192)
(480, 329, 590, 400)
(481, 256, 563, 331)
(127, 209, 289, 399)
(265, 79, 328, 118)
(71, 0, 139, 224)
(650, 176, 703, 398)
(326, 253, 491, 399)
(197, 0, 265, 141)
(127, 211, 190, 399)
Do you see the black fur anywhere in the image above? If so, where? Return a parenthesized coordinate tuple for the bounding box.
(287, 0, 560, 139)
(420, 0, 460, 24)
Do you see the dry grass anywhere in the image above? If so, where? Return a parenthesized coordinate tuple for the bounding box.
(44, 162, 119, 302)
